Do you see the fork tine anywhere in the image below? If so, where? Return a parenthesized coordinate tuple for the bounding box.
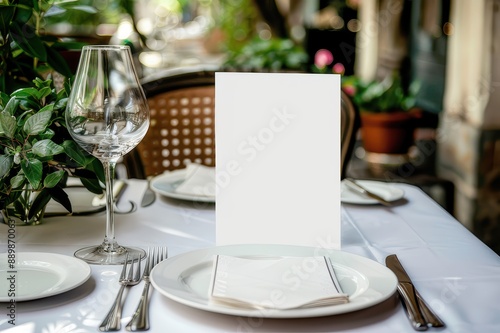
(126, 257, 135, 281)
(120, 253, 129, 281)
(133, 255, 141, 282)
(151, 247, 158, 273)
(159, 247, 167, 263)
(143, 248, 151, 276)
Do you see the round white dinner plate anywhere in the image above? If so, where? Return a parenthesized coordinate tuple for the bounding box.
(0, 252, 91, 302)
(341, 179, 404, 205)
(151, 169, 215, 203)
(150, 244, 397, 318)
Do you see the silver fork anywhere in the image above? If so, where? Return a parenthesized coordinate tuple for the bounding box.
(100, 254, 142, 332)
(126, 247, 168, 331)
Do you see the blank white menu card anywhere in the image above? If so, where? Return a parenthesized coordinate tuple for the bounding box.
(215, 72, 341, 249)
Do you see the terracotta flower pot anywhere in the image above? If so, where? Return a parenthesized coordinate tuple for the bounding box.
(360, 111, 420, 154)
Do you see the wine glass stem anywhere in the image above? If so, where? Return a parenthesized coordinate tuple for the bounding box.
(103, 160, 119, 252)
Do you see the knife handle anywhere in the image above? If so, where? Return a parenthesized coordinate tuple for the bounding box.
(416, 290, 446, 328)
(398, 283, 428, 331)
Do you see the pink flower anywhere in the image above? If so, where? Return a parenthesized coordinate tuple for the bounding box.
(314, 49, 334, 68)
(332, 63, 345, 74)
(343, 85, 356, 97)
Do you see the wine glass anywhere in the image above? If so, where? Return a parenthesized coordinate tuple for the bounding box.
(66, 45, 149, 264)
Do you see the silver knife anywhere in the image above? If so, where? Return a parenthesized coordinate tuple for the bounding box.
(416, 289, 446, 328)
(141, 178, 156, 207)
(344, 178, 393, 206)
(386, 254, 445, 330)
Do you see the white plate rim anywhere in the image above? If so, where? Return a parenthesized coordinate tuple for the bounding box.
(0, 252, 91, 302)
(150, 244, 398, 318)
(150, 169, 215, 203)
(341, 180, 405, 205)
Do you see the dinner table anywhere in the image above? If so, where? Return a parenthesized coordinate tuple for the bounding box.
(1, 178, 500, 333)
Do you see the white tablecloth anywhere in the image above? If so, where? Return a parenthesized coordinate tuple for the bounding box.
(1, 180, 499, 333)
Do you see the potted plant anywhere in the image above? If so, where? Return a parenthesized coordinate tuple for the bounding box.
(342, 73, 420, 155)
(0, 78, 104, 225)
(0, 0, 98, 94)
(0, 1, 106, 224)
(223, 37, 309, 72)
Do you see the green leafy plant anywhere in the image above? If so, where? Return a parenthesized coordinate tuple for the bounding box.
(0, 0, 97, 94)
(223, 37, 308, 72)
(0, 78, 104, 222)
(342, 73, 419, 113)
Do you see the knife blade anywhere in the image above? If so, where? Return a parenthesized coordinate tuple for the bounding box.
(386, 254, 428, 331)
(386, 254, 445, 330)
(344, 178, 393, 206)
(141, 178, 156, 207)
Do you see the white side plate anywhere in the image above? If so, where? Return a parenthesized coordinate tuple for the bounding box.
(151, 169, 215, 203)
(341, 180, 404, 205)
(0, 252, 91, 302)
(150, 244, 397, 318)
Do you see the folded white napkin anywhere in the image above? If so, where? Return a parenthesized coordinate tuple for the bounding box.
(209, 255, 349, 310)
(174, 164, 216, 197)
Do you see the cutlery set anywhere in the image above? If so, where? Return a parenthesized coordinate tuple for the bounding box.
(92, 180, 442, 331)
(386, 254, 445, 331)
(100, 247, 168, 332)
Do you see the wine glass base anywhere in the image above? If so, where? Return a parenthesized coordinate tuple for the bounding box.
(74, 245, 146, 265)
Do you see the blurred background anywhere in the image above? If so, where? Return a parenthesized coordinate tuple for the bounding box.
(5, 0, 500, 253)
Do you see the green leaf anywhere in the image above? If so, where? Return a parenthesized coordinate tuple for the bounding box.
(32, 77, 51, 89)
(37, 86, 52, 100)
(0, 155, 13, 178)
(37, 127, 55, 140)
(62, 140, 87, 166)
(28, 187, 51, 219)
(39, 104, 54, 113)
(11, 87, 39, 98)
(32, 139, 64, 157)
(23, 110, 52, 135)
(0, 5, 15, 39)
(11, 22, 48, 61)
(54, 97, 68, 110)
(0, 92, 9, 105)
(0, 112, 17, 138)
(13, 0, 33, 24)
(89, 157, 105, 183)
(3, 97, 20, 116)
(12, 194, 26, 220)
(52, 41, 86, 51)
(17, 98, 40, 111)
(10, 175, 25, 188)
(47, 185, 72, 212)
(80, 176, 103, 194)
(44, 170, 65, 188)
(68, 5, 98, 14)
(0, 77, 5, 98)
(45, 44, 73, 78)
(43, 5, 66, 17)
(20, 158, 42, 189)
